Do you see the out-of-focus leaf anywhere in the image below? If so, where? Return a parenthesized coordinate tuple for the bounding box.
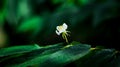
(6, 0, 32, 26)
(0, 0, 6, 23)
(6, 0, 18, 25)
(93, 0, 118, 27)
(0, 44, 40, 57)
(75, 48, 117, 67)
(0, 8, 6, 24)
(17, 16, 43, 33)
(17, 0, 31, 18)
(52, 0, 74, 5)
(12, 43, 91, 67)
(52, 0, 64, 4)
(0, 28, 8, 48)
(104, 52, 120, 67)
(0, 11, 5, 24)
(79, 0, 94, 5)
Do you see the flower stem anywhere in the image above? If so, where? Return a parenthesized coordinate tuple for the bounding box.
(64, 34, 68, 44)
(61, 33, 73, 49)
(62, 33, 69, 44)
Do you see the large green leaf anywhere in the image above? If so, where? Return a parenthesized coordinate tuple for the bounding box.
(0, 43, 64, 66)
(0, 42, 120, 67)
(0, 44, 40, 57)
(12, 43, 91, 67)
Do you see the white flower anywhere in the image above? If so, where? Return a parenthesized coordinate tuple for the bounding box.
(56, 23, 68, 35)
(55, 23, 72, 47)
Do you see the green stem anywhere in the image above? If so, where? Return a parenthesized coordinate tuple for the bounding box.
(62, 33, 69, 44)
(64, 34, 68, 44)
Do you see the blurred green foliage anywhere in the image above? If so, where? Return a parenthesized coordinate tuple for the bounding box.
(0, 0, 119, 46)
(0, 0, 120, 67)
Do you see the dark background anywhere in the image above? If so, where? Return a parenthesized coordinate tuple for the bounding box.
(0, 0, 120, 50)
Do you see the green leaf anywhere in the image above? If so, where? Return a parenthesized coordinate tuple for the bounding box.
(93, 0, 118, 27)
(17, 16, 44, 33)
(104, 53, 120, 67)
(0, 11, 4, 23)
(17, 0, 31, 18)
(52, 0, 64, 4)
(1, 42, 120, 67)
(0, 0, 7, 23)
(75, 48, 118, 67)
(13, 43, 91, 67)
(0, 9, 6, 24)
(79, 0, 93, 5)
(0, 43, 63, 66)
(0, 44, 40, 57)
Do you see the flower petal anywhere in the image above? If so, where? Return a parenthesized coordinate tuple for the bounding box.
(56, 30, 60, 35)
(63, 23, 67, 30)
(56, 26, 59, 31)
